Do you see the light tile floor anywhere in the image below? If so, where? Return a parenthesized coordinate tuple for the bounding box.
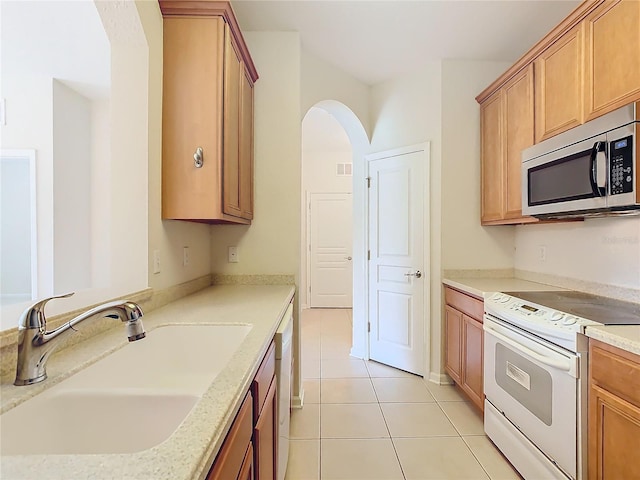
(286, 308, 521, 480)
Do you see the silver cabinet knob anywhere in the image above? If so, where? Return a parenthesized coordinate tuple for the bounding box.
(404, 270, 422, 279)
(193, 147, 203, 168)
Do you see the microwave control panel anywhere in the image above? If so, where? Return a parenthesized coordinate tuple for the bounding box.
(609, 135, 633, 195)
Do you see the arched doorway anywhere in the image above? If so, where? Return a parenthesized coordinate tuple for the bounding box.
(301, 100, 369, 357)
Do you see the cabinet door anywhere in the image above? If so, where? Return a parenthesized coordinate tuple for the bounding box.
(444, 306, 463, 384)
(503, 65, 534, 220)
(223, 26, 243, 218)
(239, 443, 255, 480)
(207, 392, 253, 480)
(254, 377, 277, 480)
(535, 23, 584, 142)
(239, 69, 254, 219)
(162, 16, 225, 220)
(589, 385, 640, 480)
(480, 92, 504, 223)
(584, 0, 640, 121)
(462, 315, 484, 411)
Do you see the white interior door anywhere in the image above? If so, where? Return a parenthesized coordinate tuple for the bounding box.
(309, 192, 353, 307)
(368, 146, 428, 375)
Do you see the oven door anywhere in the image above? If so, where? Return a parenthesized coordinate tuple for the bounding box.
(484, 315, 579, 479)
(522, 133, 608, 217)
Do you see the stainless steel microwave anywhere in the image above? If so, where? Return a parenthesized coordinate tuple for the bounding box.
(522, 103, 639, 218)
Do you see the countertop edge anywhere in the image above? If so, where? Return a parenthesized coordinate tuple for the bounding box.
(585, 325, 640, 357)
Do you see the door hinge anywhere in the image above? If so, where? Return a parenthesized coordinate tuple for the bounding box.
(367, 250, 370, 260)
(309, 284, 311, 293)
(366, 177, 371, 188)
(367, 322, 371, 333)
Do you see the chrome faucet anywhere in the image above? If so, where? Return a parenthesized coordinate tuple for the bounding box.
(14, 292, 146, 386)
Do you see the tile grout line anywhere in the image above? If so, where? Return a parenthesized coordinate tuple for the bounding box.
(460, 435, 495, 480)
(371, 369, 408, 480)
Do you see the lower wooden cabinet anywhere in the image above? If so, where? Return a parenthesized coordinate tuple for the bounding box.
(444, 286, 484, 411)
(207, 341, 279, 480)
(238, 443, 255, 480)
(252, 341, 277, 480)
(207, 392, 253, 480)
(588, 339, 640, 480)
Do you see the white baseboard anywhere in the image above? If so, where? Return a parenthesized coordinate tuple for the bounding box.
(292, 389, 305, 409)
(429, 372, 454, 385)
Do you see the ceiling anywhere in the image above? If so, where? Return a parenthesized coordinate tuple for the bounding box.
(232, 0, 580, 85)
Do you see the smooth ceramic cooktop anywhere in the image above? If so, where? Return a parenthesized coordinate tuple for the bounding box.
(504, 290, 640, 325)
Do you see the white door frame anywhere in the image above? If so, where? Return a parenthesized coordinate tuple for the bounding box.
(306, 191, 353, 308)
(363, 143, 430, 372)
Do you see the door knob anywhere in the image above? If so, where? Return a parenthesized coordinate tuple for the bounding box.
(404, 270, 422, 279)
(345, 256, 352, 261)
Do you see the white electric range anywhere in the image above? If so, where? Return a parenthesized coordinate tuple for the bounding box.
(483, 290, 640, 480)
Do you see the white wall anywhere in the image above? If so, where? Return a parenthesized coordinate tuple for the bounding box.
(210, 32, 301, 277)
(441, 60, 515, 270)
(515, 217, 640, 290)
(52, 80, 93, 293)
(302, 108, 353, 194)
(302, 50, 371, 138)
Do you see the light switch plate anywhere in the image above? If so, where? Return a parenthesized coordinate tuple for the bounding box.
(228, 246, 238, 263)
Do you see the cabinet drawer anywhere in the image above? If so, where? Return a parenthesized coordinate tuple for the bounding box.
(252, 341, 276, 419)
(445, 287, 483, 321)
(207, 391, 253, 480)
(590, 339, 640, 408)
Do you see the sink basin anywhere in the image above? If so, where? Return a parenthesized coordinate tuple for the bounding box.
(1, 324, 252, 455)
(60, 324, 253, 394)
(1, 390, 199, 455)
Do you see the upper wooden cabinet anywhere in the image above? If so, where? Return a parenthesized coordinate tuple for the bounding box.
(534, 23, 585, 143)
(476, 0, 640, 225)
(480, 92, 504, 224)
(160, 1, 258, 224)
(584, 0, 640, 121)
(480, 66, 536, 225)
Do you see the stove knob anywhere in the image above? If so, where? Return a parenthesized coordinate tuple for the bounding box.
(550, 312, 565, 322)
(562, 316, 578, 326)
(491, 293, 503, 301)
(499, 295, 511, 304)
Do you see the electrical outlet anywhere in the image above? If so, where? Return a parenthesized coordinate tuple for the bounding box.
(228, 246, 239, 263)
(153, 249, 161, 274)
(538, 245, 547, 263)
(183, 246, 189, 267)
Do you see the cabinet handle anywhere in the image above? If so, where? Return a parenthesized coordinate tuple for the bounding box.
(193, 147, 204, 168)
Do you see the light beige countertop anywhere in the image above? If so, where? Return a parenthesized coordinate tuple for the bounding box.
(0, 284, 295, 480)
(585, 325, 640, 357)
(442, 276, 564, 299)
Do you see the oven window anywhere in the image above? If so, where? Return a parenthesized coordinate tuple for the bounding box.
(496, 344, 553, 425)
(528, 149, 595, 206)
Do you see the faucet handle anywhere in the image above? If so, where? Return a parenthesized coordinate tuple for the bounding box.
(19, 292, 75, 330)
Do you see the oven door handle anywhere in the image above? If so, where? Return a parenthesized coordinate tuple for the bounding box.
(484, 323, 577, 377)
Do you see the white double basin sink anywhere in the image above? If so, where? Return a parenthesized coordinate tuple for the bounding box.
(1, 324, 252, 456)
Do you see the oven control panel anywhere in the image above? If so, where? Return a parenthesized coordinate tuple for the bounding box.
(485, 293, 598, 352)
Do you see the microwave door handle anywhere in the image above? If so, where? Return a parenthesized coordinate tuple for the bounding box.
(590, 141, 606, 197)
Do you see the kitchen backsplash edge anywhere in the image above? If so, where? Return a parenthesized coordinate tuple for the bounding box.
(515, 269, 640, 305)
